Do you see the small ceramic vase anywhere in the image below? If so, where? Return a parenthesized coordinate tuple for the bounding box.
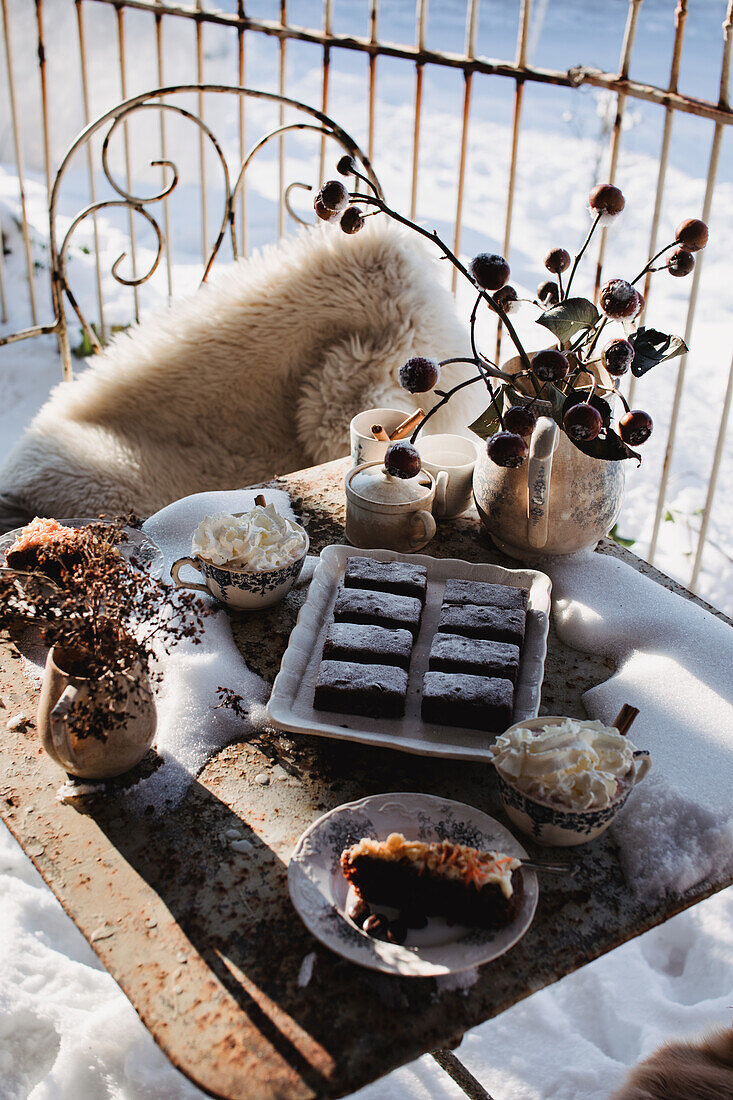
(38, 647, 157, 779)
(345, 461, 446, 552)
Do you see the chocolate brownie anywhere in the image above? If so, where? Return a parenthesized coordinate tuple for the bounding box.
(428, 633, 520, 683)
(314, 660, 408, 718)
(437, 603, 525, 647)
(322, 622, 413, 671)
(333, 587, 423, 638)
(443, 578, 528, 611)
(421, 671, 514, 731)
(344, 556, 428, 604)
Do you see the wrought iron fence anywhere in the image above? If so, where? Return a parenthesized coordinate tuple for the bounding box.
(0, 0, 731, 596)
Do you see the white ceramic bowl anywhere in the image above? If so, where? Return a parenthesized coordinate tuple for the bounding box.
(493, 715, 651, 847)
(171, 526, 309, 610)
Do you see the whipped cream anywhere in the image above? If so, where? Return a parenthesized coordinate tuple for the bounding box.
(191, 505, 306, 571)
(491, 718, 637, 811)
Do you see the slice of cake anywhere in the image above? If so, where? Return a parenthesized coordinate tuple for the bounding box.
(322, 622, 413, 671)
(437, 603, 525, 647)
(421, 671, 514, 731)
(333, 587, 423, 638)
(314, 660, 409, 718)
(443, 578, 528, 611)
(344, 556, 428, 604)
(4, 517, 87, 584)
(428, 633, 520, 683)
(341, 832, 523, 928)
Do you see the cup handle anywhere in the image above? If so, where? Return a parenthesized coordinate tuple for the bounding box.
(171, 556, 210, 594)
(527, 416, 559, 549)
(433, 471, 449, 518)
(631, 749, 652, 785)
(408, 509, 436, 550)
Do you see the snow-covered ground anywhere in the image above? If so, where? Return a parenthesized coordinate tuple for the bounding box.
(0, 1, 731, 1097)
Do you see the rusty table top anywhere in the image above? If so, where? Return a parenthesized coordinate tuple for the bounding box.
(1, 457, 731, 1100)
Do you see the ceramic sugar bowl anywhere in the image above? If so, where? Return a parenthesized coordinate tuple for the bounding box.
(345, 461, 447, 552)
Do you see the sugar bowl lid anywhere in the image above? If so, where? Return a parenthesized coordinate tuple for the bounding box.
(349, 464, 433, 505)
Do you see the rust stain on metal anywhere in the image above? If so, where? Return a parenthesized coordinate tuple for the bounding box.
(1, 458, 731, 1100)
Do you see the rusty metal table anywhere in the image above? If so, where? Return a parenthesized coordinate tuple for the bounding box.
(1, 457, 731, 1100)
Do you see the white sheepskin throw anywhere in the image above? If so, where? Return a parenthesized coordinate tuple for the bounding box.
(0, 220, 478, 525)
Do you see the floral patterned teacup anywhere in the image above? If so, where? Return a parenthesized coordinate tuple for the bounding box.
(171, 531, 309, 610)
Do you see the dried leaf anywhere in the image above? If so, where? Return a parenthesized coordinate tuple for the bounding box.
(629, 327, 687, 377)
(536, 297, 600, 343)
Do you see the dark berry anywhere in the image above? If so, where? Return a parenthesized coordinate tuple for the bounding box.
(337, 154, 355, 176)
(400, 908, 428, 929)
(589, 184, 625, 216)
(348, 897, 371, 925)
(469, 252, 510, 291)
(493, 285, 518, 312)
(667, 248, 695, 277)
(386, 919, 408, 945)
(340, 206, 365, 235)
(599, 279, 643, 320)
(602, 337, 634, 377)
(619, 409, 653, 445)
(384, 441, 422, 479)
(675, 218, 708, 252)
(399, 356, 440, 393)
(318, 179, 348, 211)
(503, 404, 537, 438)
(563, 402, 603, 442)
(532, 348, 569, 382)
(537, 280, 560, 306)
(314, 198, 338, 222)
(363, 913, 389, 940)
(545, 248, 571, 274)
(487, 431, 528, 468)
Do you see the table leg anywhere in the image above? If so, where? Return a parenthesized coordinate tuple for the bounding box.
(431, 1049, 496, 1100)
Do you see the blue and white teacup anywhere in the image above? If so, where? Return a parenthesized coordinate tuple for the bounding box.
(494, 715, 651, 847)
(170, 531, 309, 611)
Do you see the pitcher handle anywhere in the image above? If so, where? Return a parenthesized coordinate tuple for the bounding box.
(433, 471, 449, 518)
(50, 684, 81, 769)
(171, 556, 210, 594)
(527, 416, 559, 549)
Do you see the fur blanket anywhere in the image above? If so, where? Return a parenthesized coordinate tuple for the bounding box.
(0, 221, 477, 528)
(611, 1024, 733, 1100)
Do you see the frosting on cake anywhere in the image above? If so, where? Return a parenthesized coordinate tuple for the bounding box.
(343, 832, 520, 898)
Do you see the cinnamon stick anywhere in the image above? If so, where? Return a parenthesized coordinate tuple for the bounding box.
(612, 704, 639, 736)
(371, 424, 391, 441)
(389, 408, 426, 440)
(254, 494, 267, 507)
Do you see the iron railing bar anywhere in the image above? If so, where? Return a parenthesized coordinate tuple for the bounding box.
(431, 1051, 495, 1100)
(318, 0, 333, 186)
(1, 0, 39, 325)
(196, 0, 208, 264)
(367, 1, 378, 162)
(237, 0, 247, 257)
(690, 349, 733, 588)
(409, 0, 427, 221)
(629, 0, 688, 407)
(0, 211, 7, 323)
(0, 322, 59, 346)
(593, 0, 643, 301)
(154, 2, 174, 296)
(34, 1, 53, 202)
(75, 0, 108, 342)
(648, 0, 732, 564)
(115, 6, 140, 321)
(451, 0, 479, 293)
(278, 0, 287, 238)
(79, 0, 733, 126)
(496, 0, 532, 362)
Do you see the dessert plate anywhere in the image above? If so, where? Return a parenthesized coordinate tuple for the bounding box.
(288, 791, 538, 976)
(267, 545, 551, 762)
(0, 519, 164, 580)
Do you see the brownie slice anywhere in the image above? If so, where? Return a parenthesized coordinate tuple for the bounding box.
(344, 556, 428, 604)
(437, 603, 525, 647)
(322, 622, 413, 671)
(443, 578, 528, 611)
(421, 671, 514, 731)
(429, 633, 520, 683)
(314, 661, 408, 719)
(333, 587, 423, 638)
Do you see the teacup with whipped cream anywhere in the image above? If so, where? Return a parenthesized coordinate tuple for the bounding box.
(491, 715, 651, 846)
(171, 501, 309, 610)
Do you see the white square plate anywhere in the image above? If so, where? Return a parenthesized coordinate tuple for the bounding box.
(266, 545, 551, 762)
